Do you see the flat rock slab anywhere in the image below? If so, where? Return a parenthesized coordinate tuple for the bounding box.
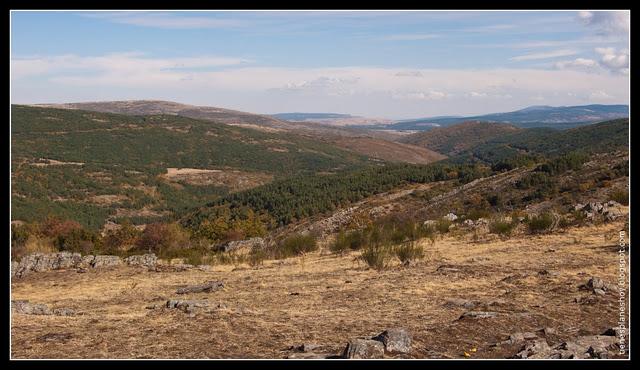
(372, 328, 412, 354)
(12, 300, 75, 316)
(459, 311, 499, 319)
(176, 281, 224, 295)
(342, 339, 385, 359)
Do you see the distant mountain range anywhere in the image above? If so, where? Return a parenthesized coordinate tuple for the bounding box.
(380, 104, 629, 131)
(271, 112, 354, 121)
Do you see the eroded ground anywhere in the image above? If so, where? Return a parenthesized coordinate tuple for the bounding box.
(11, 220, 629, 359)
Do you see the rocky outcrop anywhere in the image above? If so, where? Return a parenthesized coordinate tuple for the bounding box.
(342, 339, 385, 359)
(372, 328, 412, 354)
(217, 237, 265, 253)
(12, 253, 156, 279)
(124, 254, 157, 267)
(574, 200, 626, 222)
(514, 335, 621, 359)
(12, 300, 75, 316)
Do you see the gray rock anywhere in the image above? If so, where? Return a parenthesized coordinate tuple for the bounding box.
(124, 254, 157, 267)
(165, 299, 225, 313)
(218, 237, 265, 253)
(287, 352, 330, 359)
(515, 339, 551, 359)
(176, 281, 224, 294)
(342, 339, 385, 359)
(80, 255, 96, 268)
(459, 311, 498, 319)
(52, 308, 76, 316)
(12, 300, 51, 315)
(443, 213, 458, 222)
(91, 255, 122, 268)
(372, 328, 412, 354)
(444, 298, 476, 309)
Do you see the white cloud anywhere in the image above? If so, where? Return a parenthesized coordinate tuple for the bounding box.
(11, 53, 251, 81)
(595, 47, 629, 73)
(10, 52, 629, 117)
(578, 11, 630, 35)
(83, 12, 246, 29)
(510, 49, 578, 61)
(554, 58, 599, 71)
(391, 90, 449, 101)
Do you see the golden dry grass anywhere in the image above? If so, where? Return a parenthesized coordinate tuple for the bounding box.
(11, 219, 629, 359)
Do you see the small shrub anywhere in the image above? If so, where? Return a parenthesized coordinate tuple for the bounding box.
(248, 248, 267, 267)
(394, 241, 424, 264)
(331, 229, 367, 254)
(135, 223, 190, 255)
(360, 244, 391, 271)
(489, 217, 517, 236)
(610, 189, 629, 206)
(277, 234, 318, 259)
(527, 213, 555, 234)
(436, 219, 452, 234)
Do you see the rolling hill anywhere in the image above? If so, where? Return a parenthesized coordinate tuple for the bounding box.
(33, 100, 294, 131)
(10, 105, 373, 229)
(379, 104, 629, 131)
(447, 118, 629, 164)
(400, 121, 521, 155)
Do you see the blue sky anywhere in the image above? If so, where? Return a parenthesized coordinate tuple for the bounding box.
(11, 11, 630, 119)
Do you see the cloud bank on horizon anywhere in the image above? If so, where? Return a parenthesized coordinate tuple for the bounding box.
(11, 10, 629, 119)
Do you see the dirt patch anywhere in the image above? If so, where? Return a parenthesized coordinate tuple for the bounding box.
(31, 158, 84, 167)
(89, 195, 128, 206)
(163, 168, 272, 191)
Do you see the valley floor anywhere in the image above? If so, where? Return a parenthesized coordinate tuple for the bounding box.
(11, 219, 629, 359)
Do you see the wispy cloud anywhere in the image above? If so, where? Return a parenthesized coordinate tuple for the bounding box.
(379, 33, 440, 41)
(510, 49, 578, 61)
(83, 12, 247, 29)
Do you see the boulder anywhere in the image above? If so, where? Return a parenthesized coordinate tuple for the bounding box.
(515, 339, 552, 359)
(342, 339, 385, 359)
(372, 328, 412, 354)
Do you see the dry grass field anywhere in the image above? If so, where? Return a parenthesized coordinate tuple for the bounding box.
(11, 218, 628, 359)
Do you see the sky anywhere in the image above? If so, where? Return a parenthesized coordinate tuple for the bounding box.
(10, 10, 630, 119)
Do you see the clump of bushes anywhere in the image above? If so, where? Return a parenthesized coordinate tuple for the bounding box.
(394, 241, 424, 265)
(330, 229, 367, 254)
(610, 189, 629, 206)
(135, 222, 191, 256)
(436, 219, 452, 234)
(526, 213, 555, 234)
(360, 244, 392, 271)
(489, 217, 518, 236)
(276, 234, 318, 259)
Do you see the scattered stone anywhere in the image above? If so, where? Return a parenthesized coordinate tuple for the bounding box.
(342, 339, 385, 359)
(37, 332, 73, 343)
(444, 298, 476, 310)
(372, 328, 412, 354)
(12, 300, 51, 315)
(515, 339, 552, 359)
(52, 308, 76, 316)
(124, 254, 157, 268)
(176, 281, 224, 295)
(77, 268, 87, 273)
(459, 311, 498, 319)
(580, 277, 618, 295)
(165, 299, 226, 313)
